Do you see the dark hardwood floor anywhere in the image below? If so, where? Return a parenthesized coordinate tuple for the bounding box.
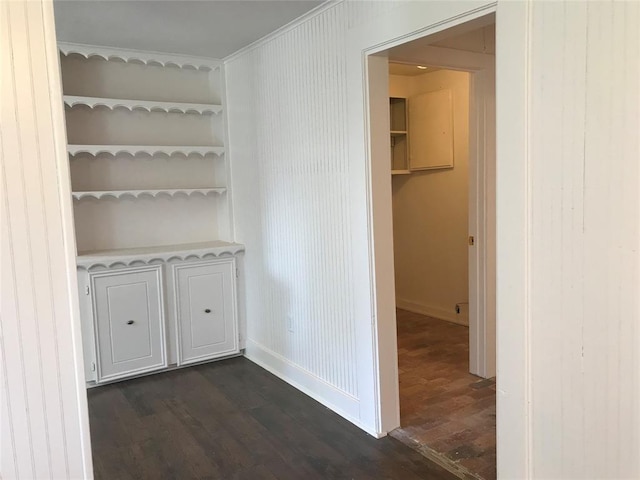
(88, 357, 458, 480)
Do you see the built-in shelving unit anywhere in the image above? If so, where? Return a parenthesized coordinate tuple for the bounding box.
(60, 42, 233, 253)
(62, 43, 244, 386)
(390, 97, 410, 175)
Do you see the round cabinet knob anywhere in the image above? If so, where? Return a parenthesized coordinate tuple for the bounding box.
(127, 320, 135, 325)
(204, 309, 211, 313)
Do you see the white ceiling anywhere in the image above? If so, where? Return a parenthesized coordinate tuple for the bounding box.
(53, 0, 324, 59)
(388, 63, 440, 77)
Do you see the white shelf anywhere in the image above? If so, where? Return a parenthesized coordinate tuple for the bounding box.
(64, 96, 223, 115)
(72, 188, 226, 200)
(68, 145, 225, 157)
(58, 42, 220, 71)
(76, 240, 244, 269)
(391, 170, 411, 176)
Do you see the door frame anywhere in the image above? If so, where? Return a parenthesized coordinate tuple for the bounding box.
(385, 45, 496, 378)
(358, 3, 533, 476)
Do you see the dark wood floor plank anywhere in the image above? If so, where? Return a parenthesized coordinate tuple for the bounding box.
(88, 357, 458, 480)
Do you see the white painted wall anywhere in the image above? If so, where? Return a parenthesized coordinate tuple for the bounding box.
(226, 3, 364, 426)
(524, 2, 639, 477)
(390, 70, 470, 325)
(1, 0, 93, 478)
(496, 1, 640, 477)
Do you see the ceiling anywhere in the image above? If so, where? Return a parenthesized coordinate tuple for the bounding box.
(388, 15, 495, 64)
(53, 0, 325, 59)
(388, 63, 440, 77)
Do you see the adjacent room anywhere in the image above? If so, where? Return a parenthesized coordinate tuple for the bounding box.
(382, 24, 497, 480)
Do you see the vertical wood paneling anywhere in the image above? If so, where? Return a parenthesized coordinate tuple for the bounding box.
(227, 2, 358, 397)
(529, 1, 640, 477)
(1, 0, 92, 478)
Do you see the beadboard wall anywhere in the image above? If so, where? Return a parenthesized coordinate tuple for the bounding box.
(525, 2, 639, 477)
(226, 3, 359, 411)
(1, 0, 92, 478)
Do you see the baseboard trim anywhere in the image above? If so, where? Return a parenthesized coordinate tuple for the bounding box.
(396, 298, 469, 327)
(244, 339, 384, 438)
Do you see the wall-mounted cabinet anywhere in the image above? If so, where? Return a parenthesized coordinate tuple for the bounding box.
(408, 89, 454, 171)
(60, 43, 244, 384)
(389, 97, 410, 175)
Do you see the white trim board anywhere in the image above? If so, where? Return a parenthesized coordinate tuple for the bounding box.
(395, 299, 469, 327)
(243, 339, 384, 438)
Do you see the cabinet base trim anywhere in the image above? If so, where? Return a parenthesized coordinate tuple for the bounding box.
(86, 353, 243, 388)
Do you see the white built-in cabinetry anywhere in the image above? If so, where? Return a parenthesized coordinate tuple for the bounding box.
(60, 43, 243, 384)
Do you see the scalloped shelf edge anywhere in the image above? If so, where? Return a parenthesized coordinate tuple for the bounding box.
(72, 188, 226, 200)
(79, 250, 244, 270)
(76, 242, 245, 270)
(67, 145, 225, 157)
(58, 42, 221, 71)
(63, 96, 223, 115)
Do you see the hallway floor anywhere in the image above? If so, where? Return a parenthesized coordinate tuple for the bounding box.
(88, 356, 458, 480)
(390, 309, 496, 480)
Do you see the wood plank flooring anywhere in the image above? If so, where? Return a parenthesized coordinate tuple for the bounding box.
(391, 310, 496, 480)
(88, 356, 458, 480)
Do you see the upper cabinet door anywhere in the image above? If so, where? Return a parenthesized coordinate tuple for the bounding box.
(91, 266, 167, 382)
(173, 260, 238, 365)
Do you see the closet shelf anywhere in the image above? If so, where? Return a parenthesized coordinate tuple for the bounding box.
(391, 170, 411, 175)
(68, 145, 225, 157)
(64, 96, 223, 115)
(391, 130, 408, 136)
(76, 240, 245, 270)
(58, 42, 220, 71)
(72, 188, 226, 200)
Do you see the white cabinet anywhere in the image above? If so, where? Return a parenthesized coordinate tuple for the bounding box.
(78, 247, 243, 385)
(172, 259, 238, 365)
(90, 266, 167, 382)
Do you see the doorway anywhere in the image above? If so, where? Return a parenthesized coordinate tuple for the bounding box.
(367, 16, 497, 480)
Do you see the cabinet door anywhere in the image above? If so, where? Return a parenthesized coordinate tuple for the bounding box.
(173, 260, 238, 365)
(91, 266, 166, 382)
